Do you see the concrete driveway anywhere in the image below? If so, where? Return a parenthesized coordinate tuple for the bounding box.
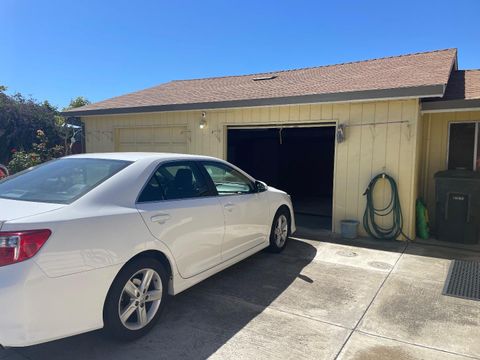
(2, 235, 480, 360)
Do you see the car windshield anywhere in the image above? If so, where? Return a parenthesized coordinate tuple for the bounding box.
(0, 158, 132, 204)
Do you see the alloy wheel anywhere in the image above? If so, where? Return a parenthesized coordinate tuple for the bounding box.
(274, 214, 288, 247)
(118, 268, 163, 331)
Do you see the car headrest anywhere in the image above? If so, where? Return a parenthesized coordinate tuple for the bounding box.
(175, 168, 193, 188)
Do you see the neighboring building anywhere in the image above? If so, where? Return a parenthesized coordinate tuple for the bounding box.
(64, 48, 480, 239)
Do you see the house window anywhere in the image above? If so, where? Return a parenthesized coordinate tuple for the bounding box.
(448, 122, 480, 171)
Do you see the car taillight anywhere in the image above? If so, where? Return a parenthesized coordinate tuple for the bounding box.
(0, 229, 51, 267)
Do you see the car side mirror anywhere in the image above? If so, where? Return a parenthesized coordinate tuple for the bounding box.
(255, 180, 268, 193)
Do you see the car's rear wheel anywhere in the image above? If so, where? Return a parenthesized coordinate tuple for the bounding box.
(104, 258, 168, 341)
(267, 208, 290, 253)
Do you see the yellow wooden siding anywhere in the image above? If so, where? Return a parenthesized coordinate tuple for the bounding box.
(115, 126, 188, 153)
(82, 99, 420, 238)
(419, 110, 480, 224)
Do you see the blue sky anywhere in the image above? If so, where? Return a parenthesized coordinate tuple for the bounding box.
(2, 0, 479, 109)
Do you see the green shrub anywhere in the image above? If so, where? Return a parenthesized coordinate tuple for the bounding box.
(7, 150, 41, 174)
(7, 129, 64, 174)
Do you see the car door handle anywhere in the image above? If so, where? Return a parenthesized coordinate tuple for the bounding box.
(150, 214, 171, 224)
(224, 203, 235, 212)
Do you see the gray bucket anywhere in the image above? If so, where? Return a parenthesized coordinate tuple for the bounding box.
(340, 220, 359, 239)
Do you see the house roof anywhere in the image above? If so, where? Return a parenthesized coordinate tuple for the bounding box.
(64, 48, 457, 116)
(422, 70, 480, 112)
(443, 70, 480, 100)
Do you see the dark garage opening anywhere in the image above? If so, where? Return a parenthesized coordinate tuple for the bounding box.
(227, 125, 336, 233)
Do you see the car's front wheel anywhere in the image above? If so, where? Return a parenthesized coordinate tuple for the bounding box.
(267, 208, 291, 253)
(104, 258, 168, 341)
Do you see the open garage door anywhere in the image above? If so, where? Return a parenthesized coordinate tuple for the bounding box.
(115, 126, 188, 153)
(227, 125, 336, 233)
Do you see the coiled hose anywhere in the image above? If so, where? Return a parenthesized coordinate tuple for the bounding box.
(363, 173, 410, 241)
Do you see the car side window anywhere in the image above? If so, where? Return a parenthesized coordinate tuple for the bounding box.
(138, 171, 163, 202)
(138, 162, 210, 202)
(202, 162, 254, 196)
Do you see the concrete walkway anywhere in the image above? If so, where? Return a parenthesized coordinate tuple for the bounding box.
(2, 236, 480, 359)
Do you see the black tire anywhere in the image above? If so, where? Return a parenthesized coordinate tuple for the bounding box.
(104, 257, 169, 341)
(267, 208, 291, 253)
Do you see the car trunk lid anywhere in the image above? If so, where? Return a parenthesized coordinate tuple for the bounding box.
(0, 198, 65, 230)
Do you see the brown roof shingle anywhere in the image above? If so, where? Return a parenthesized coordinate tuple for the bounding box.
(65, 49, 457, 116)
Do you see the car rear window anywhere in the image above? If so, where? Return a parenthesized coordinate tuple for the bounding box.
(0, 158, 132, 204)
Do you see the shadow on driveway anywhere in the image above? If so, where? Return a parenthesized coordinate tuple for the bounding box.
(13, 239, 318, 360)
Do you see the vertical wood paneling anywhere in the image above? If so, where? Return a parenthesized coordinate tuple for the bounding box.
(371, 102, 389, 229)
(357, 103, 375, 235)
(270, 106, 279, 123)
(82, 99, 421, 237)
(332, 103, 351, 230)
(278, 106, 289, 122)
(299, 104, 310, 121)
(398, 101, 416, 238)
(251, 107, 261, 124)
(322, 104, 333, 121)
(345, 103, 363, 223)
(310, 104, 321, 119)
(259, 107, 269, 123)
(289, 105, 300, 122)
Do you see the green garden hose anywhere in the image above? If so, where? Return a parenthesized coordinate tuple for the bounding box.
(363, 173, 410, 241)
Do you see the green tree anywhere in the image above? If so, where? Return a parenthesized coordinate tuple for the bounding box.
(67, 96, 90, 109)
(0, 89, 63, 164)
(0, 87, 90, 165)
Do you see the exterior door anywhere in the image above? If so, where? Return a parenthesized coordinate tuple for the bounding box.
(136, 161, 224, 278)
(200, 161, 270, 260)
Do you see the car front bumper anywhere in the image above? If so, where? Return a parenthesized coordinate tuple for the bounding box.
(0, 259, 122, 347)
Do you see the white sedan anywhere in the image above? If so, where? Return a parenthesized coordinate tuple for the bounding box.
(0, 153, 295, 347)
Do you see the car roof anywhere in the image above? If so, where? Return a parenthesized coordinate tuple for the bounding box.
(64, 152, 218, 162)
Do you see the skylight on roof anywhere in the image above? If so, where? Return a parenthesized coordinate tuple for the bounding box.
(253, 75, 278, 81)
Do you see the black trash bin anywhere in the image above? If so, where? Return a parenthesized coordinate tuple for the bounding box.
(435, 170, 480, 244)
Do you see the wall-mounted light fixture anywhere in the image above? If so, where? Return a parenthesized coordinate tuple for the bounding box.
(336, 123, 345, 143)
(199, 112, 207, 129)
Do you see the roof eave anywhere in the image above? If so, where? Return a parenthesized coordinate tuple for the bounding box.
(62, 84, 445, 117)
(421, 99, 480, 113)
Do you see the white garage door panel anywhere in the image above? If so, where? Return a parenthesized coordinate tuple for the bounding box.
(116, 126, 188, 153)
